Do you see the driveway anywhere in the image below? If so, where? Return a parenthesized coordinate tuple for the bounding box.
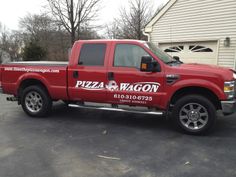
(0, 94, 236, 177)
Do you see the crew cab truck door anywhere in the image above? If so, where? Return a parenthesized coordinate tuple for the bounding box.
(107, 42, 165, 108)
(68, 42, 110, 102)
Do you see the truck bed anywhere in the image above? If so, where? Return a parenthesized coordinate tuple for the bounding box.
(1, 61, 69, 100)
(8, 61, 68, 66)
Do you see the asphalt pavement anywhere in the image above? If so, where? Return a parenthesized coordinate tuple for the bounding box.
(0, 94, 236, 177)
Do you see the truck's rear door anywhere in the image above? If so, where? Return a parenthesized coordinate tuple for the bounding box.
(107, 41, 165, 108)
(68, 41, 110, 103)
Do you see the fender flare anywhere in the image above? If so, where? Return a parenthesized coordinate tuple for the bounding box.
(164, 79, 225, 108)
(16, 73, 52, 96)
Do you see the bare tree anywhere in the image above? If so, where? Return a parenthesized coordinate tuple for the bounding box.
(7, 31, 23, 60)
(107, 0, 154, 40)
(0, 23, 10, 51)
(105, 21, 122, 39)
(19, 13, 57, 42)
(19, 14, 71, 61)
(47, 0, 102, 45)
(0, 23, 20, 62)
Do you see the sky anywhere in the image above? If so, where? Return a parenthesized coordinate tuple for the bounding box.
(0, 0, 168, 32)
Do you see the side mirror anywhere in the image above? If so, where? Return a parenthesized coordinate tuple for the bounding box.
(173, 56, 180, 61)
(173, 56, 183, 64)
(140, 56, 161, 72)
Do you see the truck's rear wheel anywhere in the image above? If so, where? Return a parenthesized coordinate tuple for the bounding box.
(21, 86, 52, 117)
(171, 95, 216, 135)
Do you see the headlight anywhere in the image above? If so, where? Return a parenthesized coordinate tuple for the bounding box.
(224, 81, 235, 99)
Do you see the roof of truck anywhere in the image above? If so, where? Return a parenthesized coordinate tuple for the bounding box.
(75, 39, 147, 43)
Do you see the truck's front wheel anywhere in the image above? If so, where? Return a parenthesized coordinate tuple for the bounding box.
(21, 86, 52, 117)
(171, 95, 216, 135)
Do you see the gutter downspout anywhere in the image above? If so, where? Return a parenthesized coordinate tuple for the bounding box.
(142, 29, 151, 42)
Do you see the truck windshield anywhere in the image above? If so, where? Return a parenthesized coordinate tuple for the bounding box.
(144, 42, 176, 64)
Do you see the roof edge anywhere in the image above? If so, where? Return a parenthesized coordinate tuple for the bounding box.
(144, 0, 178, 33)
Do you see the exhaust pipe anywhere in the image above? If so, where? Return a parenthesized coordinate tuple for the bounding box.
(6, 97, 18, 102)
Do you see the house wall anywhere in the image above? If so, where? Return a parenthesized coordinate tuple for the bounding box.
(150, 0, 236, 68)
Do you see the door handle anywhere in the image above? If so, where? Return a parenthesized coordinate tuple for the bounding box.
(73, 71, 79, 78)
(108, 72, 114, 80)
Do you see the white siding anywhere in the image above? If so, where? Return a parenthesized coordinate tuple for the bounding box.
(150, 0, 236, 68)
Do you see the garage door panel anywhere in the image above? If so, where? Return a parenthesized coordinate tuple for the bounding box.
(160, 41, 218, 65)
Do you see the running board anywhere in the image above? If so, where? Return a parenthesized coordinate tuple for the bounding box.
(68, 104, 164, 116)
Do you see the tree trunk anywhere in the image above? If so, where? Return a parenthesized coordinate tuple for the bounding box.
(70, 0, 75, 45)
(71, 28, 76, 45)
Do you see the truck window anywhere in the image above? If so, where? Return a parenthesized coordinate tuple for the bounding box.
(79, 43, 106, 66)
(114, 44, 150, 68)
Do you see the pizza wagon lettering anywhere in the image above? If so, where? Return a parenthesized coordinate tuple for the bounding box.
(75, 81, 104, 90)
(75, 80, 161, 93)
(120, 82, 160, 92)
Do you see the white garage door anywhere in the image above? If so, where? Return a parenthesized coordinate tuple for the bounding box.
(159, 41, 218, 65)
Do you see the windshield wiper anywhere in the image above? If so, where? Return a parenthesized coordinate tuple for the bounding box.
(166, 60, 183, 65)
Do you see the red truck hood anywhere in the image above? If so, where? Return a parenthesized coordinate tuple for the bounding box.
(176, 63, 234, 80)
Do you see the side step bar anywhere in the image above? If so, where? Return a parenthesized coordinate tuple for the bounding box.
(69, 104, 164, 116)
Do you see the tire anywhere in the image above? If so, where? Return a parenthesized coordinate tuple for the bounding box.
(171, 95, 216, 135)
(21, 85, 52, 117)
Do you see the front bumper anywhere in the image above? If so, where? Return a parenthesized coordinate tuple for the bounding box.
(221, 100, 236, 115)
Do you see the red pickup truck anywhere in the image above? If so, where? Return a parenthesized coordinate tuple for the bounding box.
(0, 40, 236, 134)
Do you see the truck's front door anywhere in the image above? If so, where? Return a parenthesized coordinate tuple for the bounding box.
(107, 42, 165, 108)
(68, 42, 109, 103)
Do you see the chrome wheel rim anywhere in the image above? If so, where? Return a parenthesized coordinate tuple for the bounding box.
(25, 91, 43, 113)
(179, 103, 209, 131)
